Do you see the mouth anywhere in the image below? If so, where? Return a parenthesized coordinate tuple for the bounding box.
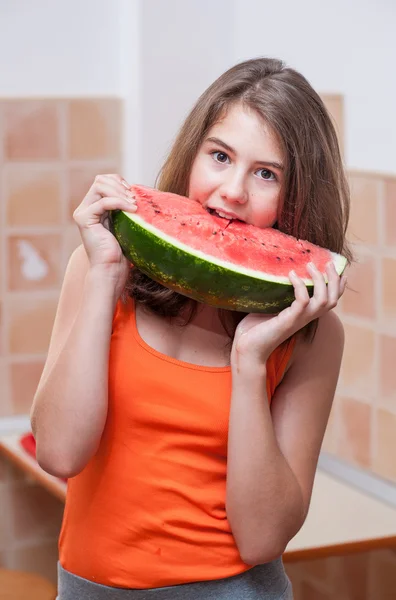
(206, 207, 244, 222)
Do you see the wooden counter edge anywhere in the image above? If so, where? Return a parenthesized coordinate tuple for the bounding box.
(0, 439, 67, 502)
(284, 535, 396, 561)
(2, 438, 396, 561)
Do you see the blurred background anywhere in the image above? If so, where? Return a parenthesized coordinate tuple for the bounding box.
(0, 0, 395, 598)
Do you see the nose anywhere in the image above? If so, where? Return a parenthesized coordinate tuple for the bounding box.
(219, 171, 248, 204)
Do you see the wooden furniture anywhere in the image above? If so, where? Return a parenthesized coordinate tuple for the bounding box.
(0, 568, 57, 599)
(285, 471, 396, 561)
(0, 432, 66, 502)
(1, 431, 396, 562)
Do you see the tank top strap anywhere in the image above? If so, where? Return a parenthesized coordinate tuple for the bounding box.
(112, 295, 295, 402)
(266, 336, 296, 400)
(112, 295, 135, 331)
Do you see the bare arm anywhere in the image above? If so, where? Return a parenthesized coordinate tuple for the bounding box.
(226, 312, 344, 564)
(31, 173, 137, 478)
(226, 262, 347, 564)
(31, 247, 120, 478)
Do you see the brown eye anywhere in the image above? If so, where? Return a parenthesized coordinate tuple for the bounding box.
(257, 168, 276, 181)
(212, 151, 229, 164)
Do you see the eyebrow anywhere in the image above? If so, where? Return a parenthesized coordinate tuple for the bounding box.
(205, 136, 284, 171)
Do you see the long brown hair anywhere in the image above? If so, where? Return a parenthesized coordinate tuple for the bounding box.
(126, 57, 352, 340)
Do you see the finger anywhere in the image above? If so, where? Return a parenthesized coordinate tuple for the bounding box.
(307, 262, 327, 308)
(289, 270, 310, 312)
(81, 180, 134, 207)
(267, 270, 308, 334)
(99, 173, 126, 182)
(74, 197, 137, 227)
(91, 197, 137, 217)
(340, 274, 348, 296)
(326, 262, 342, 307)
(92, 178, 135, 200)
(98, 173, 133, 191)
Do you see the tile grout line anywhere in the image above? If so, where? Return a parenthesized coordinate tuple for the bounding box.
(371, 179, 385, 470)
(370, 183, 379, 471)
(0, 107, 10, 404)
(7, 226, 66, 235)
(59, 99, 70, 270)
(0, 102, 13, 418)
(341, 313, 396, 335)
(1, 159, 122, 169)
(5, 354, 48, 363)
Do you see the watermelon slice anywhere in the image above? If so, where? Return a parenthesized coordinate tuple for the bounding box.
(110, 185, 347, 313)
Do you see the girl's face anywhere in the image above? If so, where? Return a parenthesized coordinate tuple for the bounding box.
(188, 103, 284, 229)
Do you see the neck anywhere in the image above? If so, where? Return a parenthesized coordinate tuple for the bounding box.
(183, 301, 238, 338)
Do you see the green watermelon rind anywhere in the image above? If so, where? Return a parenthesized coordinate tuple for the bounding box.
(111, 210, 347, 314)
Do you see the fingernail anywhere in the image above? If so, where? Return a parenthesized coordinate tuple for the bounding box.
(307, 262, 315, 270)
(121, 180, 131, 189)
(289, 270, 296, 278)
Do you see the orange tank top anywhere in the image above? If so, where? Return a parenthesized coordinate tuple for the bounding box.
(59, 298, 295, 589)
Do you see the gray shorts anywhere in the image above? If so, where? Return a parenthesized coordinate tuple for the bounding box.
(57, 559, 293, 599)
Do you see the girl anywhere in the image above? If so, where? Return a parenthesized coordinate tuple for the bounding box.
(31, 57, 351, 599)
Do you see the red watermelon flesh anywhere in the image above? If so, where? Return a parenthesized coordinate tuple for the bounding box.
(130, 185, 343, 282)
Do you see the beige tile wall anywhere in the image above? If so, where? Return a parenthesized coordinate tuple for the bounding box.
(0, 97, 121, 580)
(0, 98, 121, 417)
(322, 169, 396, 482)
(0, 94, 395, 598)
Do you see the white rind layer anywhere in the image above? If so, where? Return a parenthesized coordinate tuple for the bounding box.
(123, 211, 347, 285)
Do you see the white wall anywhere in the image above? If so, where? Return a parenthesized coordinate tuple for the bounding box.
(1, 0, 394, 175)
(137, 0, 235, 185)
(234, 0, 396, 174)
(0, 0, 235, 184)
(0, 0, 122, 95)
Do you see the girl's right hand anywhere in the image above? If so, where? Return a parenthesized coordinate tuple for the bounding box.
(73, 173, 137, 290)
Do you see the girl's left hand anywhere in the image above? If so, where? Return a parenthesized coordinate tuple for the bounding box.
(232, 261, 347, 365)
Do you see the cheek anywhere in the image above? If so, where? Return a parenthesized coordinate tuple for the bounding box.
(252, 193, 280, 227)
(188, 158, 214, 201)
(259, 209, 278, 227)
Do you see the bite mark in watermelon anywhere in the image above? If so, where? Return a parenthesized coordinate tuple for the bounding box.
(110, 185, 347, 313)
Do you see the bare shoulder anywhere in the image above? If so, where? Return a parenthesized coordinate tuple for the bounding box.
(315, 310, 344, 340)
(290, 311, 344, 369)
